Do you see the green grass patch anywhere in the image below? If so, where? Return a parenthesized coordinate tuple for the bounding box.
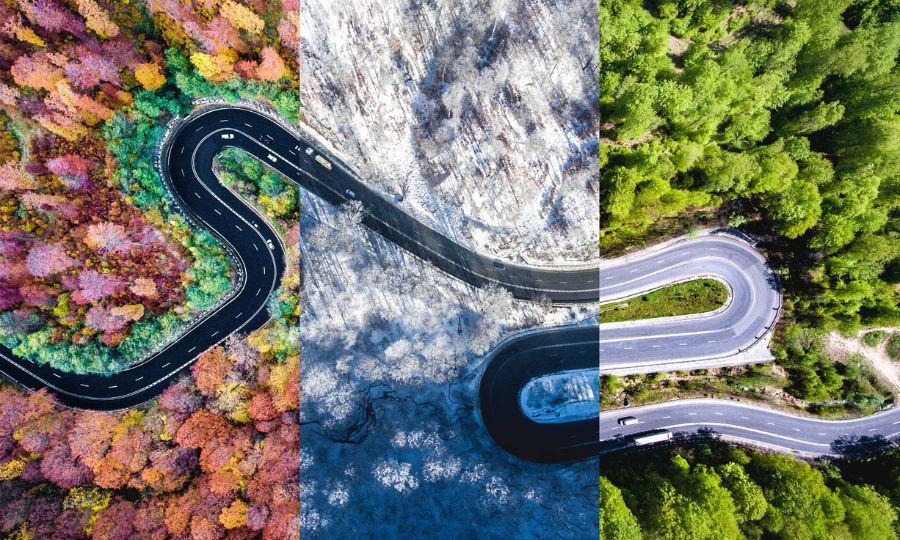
(887, 334, 900, 362)
(600, 279, 728, 323)
(862, 330, 887, 347)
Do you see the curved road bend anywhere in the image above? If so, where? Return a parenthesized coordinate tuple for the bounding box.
(479, 325, 599, 462)
(599, 234, 780, 375)
(0, 105, 600, 410)
(479, 234, 781, 462)
(0, 108, 288, 409)
(600, 399, 900, 457)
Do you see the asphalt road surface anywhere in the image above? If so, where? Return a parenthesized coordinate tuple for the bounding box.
(479, 325, 600, 462)
(479, 233, 781, 462)
(599, 234, 781, 374)
(0, 107, 288, 409)
(600, 399, 900, 458)
(6, 104, 892, 462)
(0, 104, 600, 409)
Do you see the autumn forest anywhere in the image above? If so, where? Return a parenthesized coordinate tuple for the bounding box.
(0, 0, 300, 537)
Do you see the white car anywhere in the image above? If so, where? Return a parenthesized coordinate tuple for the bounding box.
(345, 189, 355, 198)
(617, 416, 638, 426)
(305, 147, 314, 156)
(266, 239, 275, 250)
(221, 133, 234, 139)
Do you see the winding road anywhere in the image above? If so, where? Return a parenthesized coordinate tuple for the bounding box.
(0, 104, 599, 409)
(479, 232, 783, 462)
(599, 399, 900, 458)
(1, 104, 895, 464)
(598, 234, 780, 375)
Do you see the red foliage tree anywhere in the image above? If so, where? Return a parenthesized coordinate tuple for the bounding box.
(72, 270, 123, 304)
(26, 243, 76, 278)
(176, 410, 230, 450)
(248, 391, 279, 422)
(68, 412, 117, 469)
(192, 347, 232, 396)
(140, 447, 197, 493)
(91, 499, 136, 540)
(160, 377, 203, 414)
(39, 442, 92, 489)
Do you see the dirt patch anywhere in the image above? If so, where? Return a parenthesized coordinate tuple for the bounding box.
(824, 329, 900, 392)
(668, 35, 690, 56)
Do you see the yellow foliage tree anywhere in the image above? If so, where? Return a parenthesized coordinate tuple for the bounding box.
(64, 486, 112, 536)
(219, 499, 249, 529)
(134, 63, 166, 91)
(0, 458, 26, 480)
(190, 51, 236, 83)
(35, 113, 88, 140)
(214, 381, 251, 423)
(74, 0, 120, 39)
(219, 1, 264, 35)
(14, 25, 45, 47)
(130, 277, 159, 298)
(111, 304, 145, 322)
(64, 486, 112, 513)
(267, 354, 298, 411)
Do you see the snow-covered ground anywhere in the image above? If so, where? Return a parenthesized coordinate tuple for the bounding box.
(300, 0, 599, 266)
(299, 0, 599, 536)
(521, 368, 599, 423)
(298, 194, 598, 536)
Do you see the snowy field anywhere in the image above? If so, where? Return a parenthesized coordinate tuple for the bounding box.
(299, 0, 599, 537)
(521, 369, 599, 423)
(300, 0, 599, 266)
(298, 194, 598, 537)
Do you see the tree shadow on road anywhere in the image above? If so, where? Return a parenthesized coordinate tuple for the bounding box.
(831, 434, 895, 459)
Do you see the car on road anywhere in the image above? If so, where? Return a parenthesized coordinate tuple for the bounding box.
(617, 416, 638, 426)
(266, 154, 277, 163)
(493, 260, 505, 270)
(314, 155, 333, 169)
(266, 239, 274, 250)
(345, 189, 355, 198)
(305, 147, 314, 156)
(221, 133, 234, 139)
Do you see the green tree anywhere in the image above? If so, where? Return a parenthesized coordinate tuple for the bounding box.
(601, 477, 642, 540)
(838, 483, 898, 540)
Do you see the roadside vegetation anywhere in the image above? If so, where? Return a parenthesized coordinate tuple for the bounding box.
(0, 0, 298, 374)
(864, 330, 889, 347)
(602, 326, 894, 418)
(601, 443, 899, 540)
(888, 333, 900, 362)
(214, 148, 299, 225)
(600, 278, 727, 323)
(0, 1, 300, 538)
(600, 0, 898, 416)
